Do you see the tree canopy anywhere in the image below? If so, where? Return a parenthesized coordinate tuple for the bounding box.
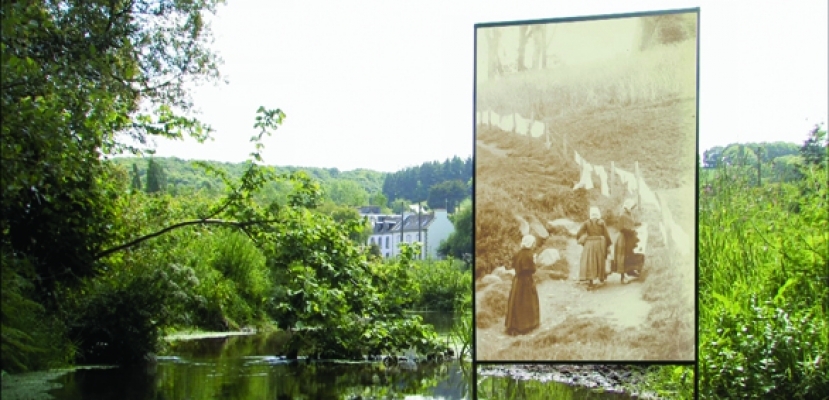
(1, 0, 223, 299)
(382, 156, 472, 204)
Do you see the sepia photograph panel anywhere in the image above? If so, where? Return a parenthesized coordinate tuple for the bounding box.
(473, 9, 698, 362)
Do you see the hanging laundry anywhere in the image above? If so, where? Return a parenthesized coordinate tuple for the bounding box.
(637, 176, 661, 211)
(499, 113, 515, 132)
(490, 111, 501, 127)
(530, 120, 545, 138)
(594, 165, 609, 197)
(614, 167, 638, 194)
(515, 114, 531, 136)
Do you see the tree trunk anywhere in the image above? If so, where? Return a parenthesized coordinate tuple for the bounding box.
(486, 30, 503, 81)
(531, 25, 548, 70)
(516, 26, 531, 72)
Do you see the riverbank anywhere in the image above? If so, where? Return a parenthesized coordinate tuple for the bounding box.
(477, 364, 668, 399)
(163, 329, 259, 342)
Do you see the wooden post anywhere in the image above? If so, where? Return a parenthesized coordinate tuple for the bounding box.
(634, 161, 642, 221)
(418, 201, 422, 260)
(610, 161, 615, 197)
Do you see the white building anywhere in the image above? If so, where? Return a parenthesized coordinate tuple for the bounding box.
(367, 215, 401, 259)
(367, 209, 454, 259)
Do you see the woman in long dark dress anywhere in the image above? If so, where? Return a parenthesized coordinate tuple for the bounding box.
(505, 235, 540, 336)
(613, 199, 641, 283)
(577, 206, 612, 287)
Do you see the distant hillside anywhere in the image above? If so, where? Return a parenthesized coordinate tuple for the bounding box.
(109, 156, 387, 200)
(702, 141, 802, 168)
(382, 155, 473, 208)
(109, 156, 475, 211)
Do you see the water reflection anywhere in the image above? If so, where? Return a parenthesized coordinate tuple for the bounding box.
(47, 312, 471, 400)
(477, 375, 634, 400)
(49, 337, 471, 399)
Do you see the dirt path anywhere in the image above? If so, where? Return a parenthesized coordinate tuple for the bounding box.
(478, 234, 652, 358)
(476, 139, 510, 158)
(474, 134, 679, 360)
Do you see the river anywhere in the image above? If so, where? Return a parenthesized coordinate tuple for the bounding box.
(18, 312, 470, 400)
(3, 312, 644, 399)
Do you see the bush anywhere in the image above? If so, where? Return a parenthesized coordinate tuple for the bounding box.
(410, 258, 472, 312)
(66, 264, 195, 365)
(1, 253, 74, 372)
(698, 163, 828, 398)
(207, 229, 271, 325)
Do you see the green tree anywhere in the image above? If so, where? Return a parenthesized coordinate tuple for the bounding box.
(131, 164, 142, 192)
(427, 180, 468, 213)
(391, 198, 410, 214)
(1, 0, 222, 297)
(145, 158, 167, 194)
(438, 198, 472, 260)
(1, 0, 223, 372)
(325, 180, 369, 206)
(800, 123, 828, 168)
(369, 192, 387, 208)
(330, 206, 372, 245)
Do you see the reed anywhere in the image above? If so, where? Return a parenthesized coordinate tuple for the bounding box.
(696, 163, 828, 398)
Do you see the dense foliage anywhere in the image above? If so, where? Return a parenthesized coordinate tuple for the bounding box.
(112, 156, 387, 203)
(0, 0, 466, 374)
(646, 126, 829, 399)
(2, 0, 224, 371)
(382, 156, 473, 210)
(697, 126, 828, 399)
(438, 198, 472, 260)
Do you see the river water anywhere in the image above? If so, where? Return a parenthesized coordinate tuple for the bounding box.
(44, 312, 471, 400)
(6, 312, 638, 399)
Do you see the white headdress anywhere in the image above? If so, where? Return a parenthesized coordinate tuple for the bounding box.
(589, 206, 601, 220)
(623, 198, 637, 212)
(521, 235, 536, 249)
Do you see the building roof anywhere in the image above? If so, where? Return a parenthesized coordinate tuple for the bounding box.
(372, 216, 401, 234)
(358, 206, 382, 215)
(390, 212, 435, 233)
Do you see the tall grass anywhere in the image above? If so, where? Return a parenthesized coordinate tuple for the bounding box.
(696, 164, 828, 398)
(406, 258, 471, 312)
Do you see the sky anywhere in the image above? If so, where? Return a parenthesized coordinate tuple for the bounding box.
(145, 0, 828, 173)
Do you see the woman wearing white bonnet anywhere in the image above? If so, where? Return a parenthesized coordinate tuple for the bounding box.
(505, 234, 540, 335)
(576, 206, 612, 287)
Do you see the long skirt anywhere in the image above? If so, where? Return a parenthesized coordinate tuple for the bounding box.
(613, 230, 641, 275)
(504, 273, 540, 335)
(579, 236, 607, 282)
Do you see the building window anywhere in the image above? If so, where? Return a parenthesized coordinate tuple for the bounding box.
(385, 237, 389, 249)
(406, 234, 411, 242)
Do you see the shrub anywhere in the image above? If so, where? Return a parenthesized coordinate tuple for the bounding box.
(698, 163, 828, 398)
(410, 258, 472, 312)
(207, 229, 271, 325)
(1, 253, 74, 372)
(66, 264, 194, 365)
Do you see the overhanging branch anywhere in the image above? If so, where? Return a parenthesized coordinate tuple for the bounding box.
(94, 218, 279, 261)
